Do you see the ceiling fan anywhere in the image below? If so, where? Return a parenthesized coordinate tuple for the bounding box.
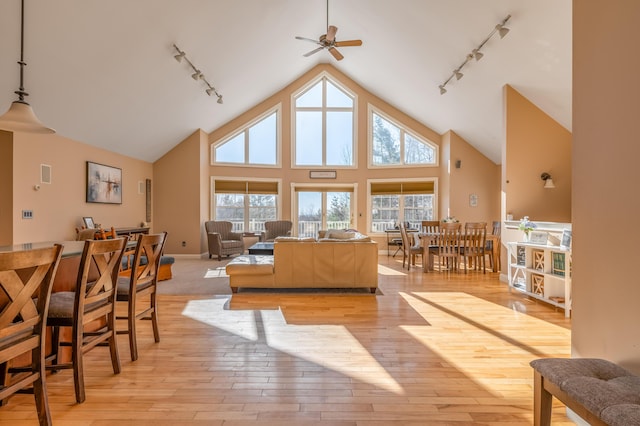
(295, 0, 363, 61)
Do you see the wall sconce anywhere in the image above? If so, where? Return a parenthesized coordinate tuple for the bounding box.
(541, 172, 555, 189)
(173, 44, 223, 104)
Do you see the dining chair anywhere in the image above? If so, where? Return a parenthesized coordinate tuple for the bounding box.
(461, 222, 487, 273)
(485, 221, 501, 271)
(46, 237, 127, 403)
(399, 223, 423, 269)
(95, 227, 117, 240)
(0, 245, 62, 426)
(421, 220, 440, 235)
(429, 222, 462, 272)
(45, 237, 128, 403)
(116, 232, 167, 361)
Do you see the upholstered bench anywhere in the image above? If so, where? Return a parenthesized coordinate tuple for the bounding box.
(120, 255, 175, 281)
(530, 358, 640, 426)
(225, 255, 275, 292)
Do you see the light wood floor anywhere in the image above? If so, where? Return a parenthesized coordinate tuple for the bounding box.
(1, 255, 574, 425)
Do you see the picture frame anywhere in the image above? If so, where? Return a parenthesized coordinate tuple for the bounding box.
(83, 216, 95, 229)
(86, 161, 122, 204)
(529, 231, 549, 245)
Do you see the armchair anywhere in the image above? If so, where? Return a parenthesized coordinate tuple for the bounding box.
(261, 220, 293, 241)
(205, 221, 245, 260)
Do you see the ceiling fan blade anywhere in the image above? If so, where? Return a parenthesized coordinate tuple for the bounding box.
(296, 36, 322, 44)
(326, 25, 338, 42)
(303, 46, 325, 57)
(334, 39, 362, 47)
(328, 47, 344, 61)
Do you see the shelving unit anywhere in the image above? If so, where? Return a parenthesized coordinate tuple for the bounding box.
(507, 242, 572, 317)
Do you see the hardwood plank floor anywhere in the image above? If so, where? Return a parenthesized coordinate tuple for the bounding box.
(1, 255, 574, 425)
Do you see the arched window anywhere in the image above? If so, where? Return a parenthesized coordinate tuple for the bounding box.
(212, 106, 280, 166)
(369, 107, 438, 167)
(293, 74, 356, 167)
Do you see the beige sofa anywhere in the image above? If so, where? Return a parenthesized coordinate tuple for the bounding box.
(225, 232, 378, 293)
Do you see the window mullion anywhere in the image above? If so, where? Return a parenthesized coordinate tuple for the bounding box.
(322, 79, 327, 166)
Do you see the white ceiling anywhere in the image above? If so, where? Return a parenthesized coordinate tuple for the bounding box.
(0, 0, 571, 164)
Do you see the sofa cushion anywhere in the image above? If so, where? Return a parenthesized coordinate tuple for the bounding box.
(274, 237, 316, 242)
(319, 231, 371, 242)
(225, 255, 274, 276)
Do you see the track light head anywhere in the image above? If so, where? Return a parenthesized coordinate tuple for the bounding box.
(192, 71, 202, 80)
(472, 49, 483, 61)
(217, 95, 223, 104)
(455, 70, 463, 80)
(496, 24, 510, 38)
(206, 88, 214, 96)
(174, 52, 185, 63)
(439, 85, 447, 95)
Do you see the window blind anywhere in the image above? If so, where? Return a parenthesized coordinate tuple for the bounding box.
(214, 180, 278, 194)
(370, 181, 434, 195)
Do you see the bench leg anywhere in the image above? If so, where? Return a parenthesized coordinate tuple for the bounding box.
(533, 370, 553, 426)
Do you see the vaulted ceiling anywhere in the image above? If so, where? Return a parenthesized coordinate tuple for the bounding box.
(0, 0, 571, 164)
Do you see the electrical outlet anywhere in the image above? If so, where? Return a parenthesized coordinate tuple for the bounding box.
(181, 241, 186, 247)
(22, 210, 33, 219)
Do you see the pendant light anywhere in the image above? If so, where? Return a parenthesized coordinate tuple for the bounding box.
(0, 0, 55, 134)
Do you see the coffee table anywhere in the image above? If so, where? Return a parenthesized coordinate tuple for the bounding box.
(248, 242, 274, 255)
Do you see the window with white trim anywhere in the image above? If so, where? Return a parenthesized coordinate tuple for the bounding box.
(370, 108, 437, 167)
(213, 107, 279, 166)
(293, 75, 355, 167)
(369, 180, 436, 233)
(213, 179, 280, 233)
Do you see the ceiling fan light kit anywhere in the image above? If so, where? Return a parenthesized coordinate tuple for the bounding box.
(0, 0, 55, 134)
(438, 14, 511, 95)
(172, 44, 223, 104)
(295, 0, 362, 61)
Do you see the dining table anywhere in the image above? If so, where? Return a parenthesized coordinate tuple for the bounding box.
(417, 232, 501, 273)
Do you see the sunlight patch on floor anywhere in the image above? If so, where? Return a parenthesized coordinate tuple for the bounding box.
(182, 298, 259, 340)
(204, 267, 228, 278)
(181, 298, 403, 394)
(377, 264, 407, 276)
(398, 291, 571, 388)
(260, 309, 404, 394)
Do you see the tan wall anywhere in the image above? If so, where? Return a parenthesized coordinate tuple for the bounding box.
(5, 131, 151, 244)
(0, 131, 13, 245)
(505, 85, 572, 222)
(447, 130, 501, 224)
(573, 1, 640, 372)
(200, 63, 499, 250)
(153, 129, 207, 255)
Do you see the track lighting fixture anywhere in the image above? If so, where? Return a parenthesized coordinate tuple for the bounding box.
(438, 14, 511, 95)
(172, 44, 223, 103)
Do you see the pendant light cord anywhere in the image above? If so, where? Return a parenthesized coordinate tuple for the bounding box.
(16, 0, 28, 103)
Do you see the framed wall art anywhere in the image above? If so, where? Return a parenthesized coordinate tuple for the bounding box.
(86, 161, 122, 204)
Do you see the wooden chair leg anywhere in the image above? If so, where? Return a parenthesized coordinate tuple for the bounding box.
(108, 313, 121, 374)
(33, 360, 52, 426)
(71, 327, 86, 403)
(151, 293, 160, 343)
(533, 370, 553, 426)
(128, 298, 138, 362)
